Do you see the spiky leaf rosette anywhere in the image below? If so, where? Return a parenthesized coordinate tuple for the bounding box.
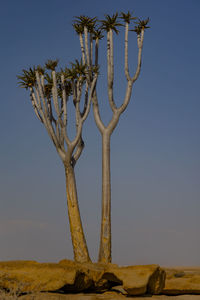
(45, 59, 59, 71)
(131, 17, 150, 34)
(37, 65, 45, 75)
(93, 29, 104, 40)
(135, 17, 150, 30)
(130, 18, 150, 35)
(91, 65, 100, 76)
(44, 73, 53, 98)
(17, 67, 36, 89)
(120, 11, 137, 24)
(70, 59, 86, 77)
(63, 80, 72, 97)
(73, 23, 84, 35)
(73, 15, 96, 33)
(100, 13, 122, 34)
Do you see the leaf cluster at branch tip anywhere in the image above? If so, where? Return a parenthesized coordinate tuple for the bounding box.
(37, 65, 45, 75)
(72, 12, 150, 36)
(17, 67, 36, 89)
(73, 15, 97, 34)
(100, 13, 122, 34)
(45, 59, 59, 71)
(120, 11, 137, 24)
(17, 57, 99, 98)
(131, 17, 150, 34)
(92, 29, 104, 40)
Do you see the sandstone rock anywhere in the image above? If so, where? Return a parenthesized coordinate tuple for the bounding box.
(0, 260, 166, 296)
(102, 264, 166, 296)
(163, 267, 200, 295)
(59, 260, 109, 292)
(0, 260, 90, 294)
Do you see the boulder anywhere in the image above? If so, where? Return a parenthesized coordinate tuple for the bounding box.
(163, 267, 200, 295)
(102, 264, 166, 296)
(59, 260, 124, 292)
(0, 260, 91, 294)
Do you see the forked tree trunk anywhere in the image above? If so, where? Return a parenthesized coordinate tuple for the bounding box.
(98, 132, 111, 263)
(65, 163, 91, 263)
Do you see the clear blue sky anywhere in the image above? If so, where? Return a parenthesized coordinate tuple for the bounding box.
(0, 0, 199, 266)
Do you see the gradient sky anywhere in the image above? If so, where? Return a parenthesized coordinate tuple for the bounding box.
(0, 0, 199, 266)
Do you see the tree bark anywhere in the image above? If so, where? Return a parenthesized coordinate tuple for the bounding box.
(65, 163, 91, 263)
(98, 132, 111, 263)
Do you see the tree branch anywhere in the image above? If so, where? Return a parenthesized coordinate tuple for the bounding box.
(47, 97, 56, 123)
(41, 74, 45, 92)
(75, 78, 83, 128)
(84, 26, 90, 67)
(29, 88, 43, 123)
(118, 80, 133, 114)
(71, 73, 98, 149)
(32, 88, 62, 155)
(61, 75, 68, 126)
(79, 33, 86, 65)
(95, 38, 99, 66)
(107, 30, 116, 112)
(92, 91, 105, 134)
(109, 29, 114, 85)
(72, 136, 84, 166)
(52, 71, 61, 118)
(118, 28, 145, 114)
(132, 28, 144, 83)
(81, 81, 89, 117)
(82, 73, 98, 122)
(35, 72, 49, 118)
(89, 32, 93, 67)
(124, 22, 131, 81)
(33, 75, 64, 157)
(107, 110, 120, 134)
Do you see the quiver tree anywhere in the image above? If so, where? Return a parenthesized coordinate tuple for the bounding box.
(17, 59, 98, 263)
(74, 12, 150, 263)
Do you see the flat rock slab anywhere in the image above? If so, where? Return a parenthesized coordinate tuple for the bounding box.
(0, 260, 165, 297)
(163, 267, 200, 295)
(0, 261, 78, 293)
(103, 264, 165, 295)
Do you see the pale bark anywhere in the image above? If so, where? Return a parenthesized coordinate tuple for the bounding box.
(98, 132, 111, 263)
(32, 87, 62, 155)
(73, 137, 84, 164)
(61, 74, 68, 128)
(52, 71, 60, 118)
(124, 23, 131, 81)
(79, 33, 86, 64)
(108, 30, 116, 112)
(30, 88, 43, 123)
(65, 162, 90, 262)
(92, 92, 105, 134)
(89, 32, 93, 66)
(92, 24, 145, 263)
(28, 68, 97, 263)
(95, 39, 99, 66)
(84, 26, 90, 67)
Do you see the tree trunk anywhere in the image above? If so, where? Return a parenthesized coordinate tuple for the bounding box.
(98, 132, 111, 263)
(65, 163, 91, 263)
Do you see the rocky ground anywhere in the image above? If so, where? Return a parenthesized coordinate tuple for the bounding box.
(19, 293, 200, 299)
(0, 260, 199, 299)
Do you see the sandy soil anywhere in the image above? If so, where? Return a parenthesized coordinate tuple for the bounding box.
(20, 292, 200, 300)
